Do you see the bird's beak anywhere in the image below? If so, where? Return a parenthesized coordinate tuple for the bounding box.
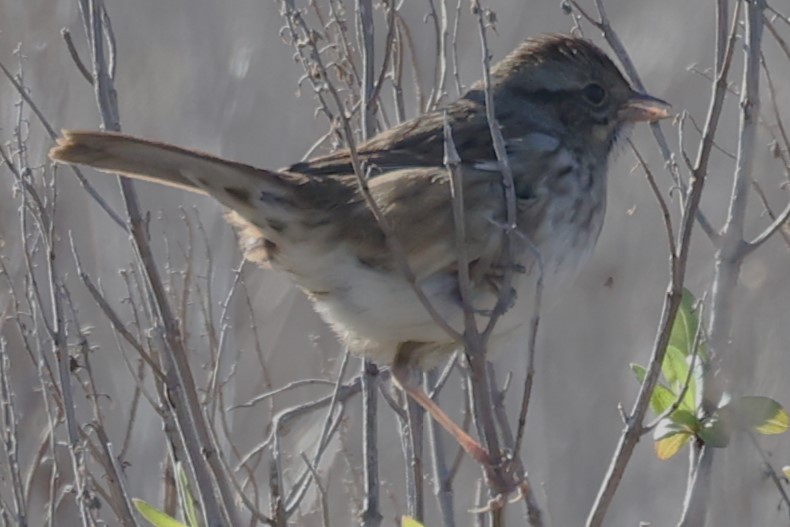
(618, 92, 671, 123)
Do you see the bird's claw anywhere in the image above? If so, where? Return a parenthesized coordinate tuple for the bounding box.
(466, 480, 529, 514)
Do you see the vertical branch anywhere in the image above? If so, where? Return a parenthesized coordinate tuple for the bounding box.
(586, 2, 740, 525)
(360, 362, 382, 527)
(676, 440, 715, 527)
(268, 446, 287, 526)
(708, 0, 765, 360)
(393, 388, 425, 522)
(450, 0, 464, 97)
(424, 0, 443, 111)
(680, 1, 766, 525)
(467, 2, 524, 509)
(356, 2, 381, 525)
(31, 54, 93, 525)
(0, 337, 28, 527)
(435, 0, 450, 108)
(74, 1, 238, 524)
(474, 6, 517, 340)
(444, 93, 503, 501)
(357, 0, 376, 139)
(425, 371, 456, 527)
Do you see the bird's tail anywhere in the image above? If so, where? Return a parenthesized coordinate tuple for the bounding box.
(49, 130, 315, 267)
(49, 130, 295, 212)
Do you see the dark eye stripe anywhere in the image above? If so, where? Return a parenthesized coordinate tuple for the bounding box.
(508, 85, 613, 128)
(509, 86, 574, 104)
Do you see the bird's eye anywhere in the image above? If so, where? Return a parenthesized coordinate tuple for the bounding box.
(582, 83, 607, 106)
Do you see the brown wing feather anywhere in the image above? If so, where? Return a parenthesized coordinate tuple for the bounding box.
(328, 167, 506, 282)
(286, 98, 492, 177)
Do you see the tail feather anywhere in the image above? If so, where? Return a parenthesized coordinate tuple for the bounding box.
(49, 130, 311, 266)
(49, 129, 299, 216)
(50, 130, 213, 194)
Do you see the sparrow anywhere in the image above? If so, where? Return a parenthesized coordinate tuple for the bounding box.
(50, 34, 669, 465)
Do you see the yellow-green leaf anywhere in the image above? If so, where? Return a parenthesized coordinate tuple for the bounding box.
(651, 384, 678, 416)
(722, 396, 790, 435)
(755, 407, 789, 435)
(630, 364, 677, 415)
(653, 418, 695, 460)
(133, 499, 188, 527)
(655, 431, 692, 460)
(782, 466, 790, 478)
(402, 516, 425, 527)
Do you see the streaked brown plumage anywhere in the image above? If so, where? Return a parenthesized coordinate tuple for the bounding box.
(50, 35, 668, 369)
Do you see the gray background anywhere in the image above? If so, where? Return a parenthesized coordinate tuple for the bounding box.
(1, 0, 789, 525)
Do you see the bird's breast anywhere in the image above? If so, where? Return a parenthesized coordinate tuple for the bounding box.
(516, 148, 608, 299)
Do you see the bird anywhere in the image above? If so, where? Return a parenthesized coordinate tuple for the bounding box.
(50, 34, 669, 466)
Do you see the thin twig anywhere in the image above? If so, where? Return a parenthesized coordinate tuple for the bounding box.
(0, 58, 127, 231)
(61, 29, 93, 84)
(629, 140, 677, 253)
(745, 430, 790, 519)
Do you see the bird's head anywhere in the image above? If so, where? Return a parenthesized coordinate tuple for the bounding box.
(489, 35, 670, 154)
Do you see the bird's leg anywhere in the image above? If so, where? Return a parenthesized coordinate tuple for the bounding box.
(390, 348, 492, 467)
(392, 361, 528, 503)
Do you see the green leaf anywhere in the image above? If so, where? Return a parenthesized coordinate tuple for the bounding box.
(697, 416, 730, 448)
(133, 499, 188, 527)
(669, 289, 705, 359)
(631, 364, 677, 415)
(175, 463, 199, 527)
(650, 384, 678, 415)
(402, 516, 426, 527)
(673, 351, 703, 413)
(664, 290, 708, 412)
(665, 346, 695, 403)
(654, 418, 687, 440)
(662, 345, 688, 388)
(631, 363, 647, 383)
(721, 396, 790, 435)
(669, 409, 699, 431)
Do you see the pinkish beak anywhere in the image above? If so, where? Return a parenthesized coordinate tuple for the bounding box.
(619, 91, 671, 123)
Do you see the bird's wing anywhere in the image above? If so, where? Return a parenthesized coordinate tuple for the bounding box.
(288, 95, 561, 200)
(286, 99, 494, 176)
(358, 167, 509, 282)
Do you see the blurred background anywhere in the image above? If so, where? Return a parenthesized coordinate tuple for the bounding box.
(1, 0, 789, 525)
